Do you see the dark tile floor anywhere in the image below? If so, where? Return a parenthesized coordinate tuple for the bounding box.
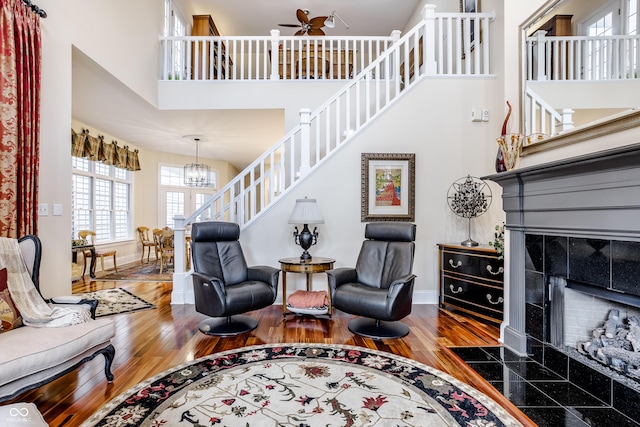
(450, 346, 640, 427)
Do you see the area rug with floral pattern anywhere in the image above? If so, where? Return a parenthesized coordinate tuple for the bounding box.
(81, 343, 521, 426)
(74, 288, 155, 317)
(99, 263, 172, 282)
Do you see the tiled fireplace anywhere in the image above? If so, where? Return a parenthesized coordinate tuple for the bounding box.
(484, 143, 640, 424)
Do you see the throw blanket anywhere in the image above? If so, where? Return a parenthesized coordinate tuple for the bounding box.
(287, 290, 328, 309)
(0, 238, 90, 327)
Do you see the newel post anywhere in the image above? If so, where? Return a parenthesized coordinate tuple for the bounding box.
(534, 30, 548, 81)
(299, 108, 311, 177)
(270, 29, 281, 80)
(170, 215, 191, 304)
(173, 215, 186, 274)
(422, 4, 438, 75)
(561, 108, 575, 132)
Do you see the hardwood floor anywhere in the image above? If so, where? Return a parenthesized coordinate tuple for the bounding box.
(7, 278, 535, 426)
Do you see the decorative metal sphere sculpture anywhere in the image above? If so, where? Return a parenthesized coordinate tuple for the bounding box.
(447, 175, 492, 247)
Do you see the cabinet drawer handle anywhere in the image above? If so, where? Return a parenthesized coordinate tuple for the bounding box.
(448, 259, 462, 269)
(486, 294, 504, 305)
(449, 284, 463, 294)
(486, 265, 504, 275)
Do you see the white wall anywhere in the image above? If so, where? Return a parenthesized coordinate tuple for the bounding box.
(239, 77, 505, 303)
(38, 0, 165, 297)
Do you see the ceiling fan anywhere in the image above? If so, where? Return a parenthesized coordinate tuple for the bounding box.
(278, 9, 328, 36)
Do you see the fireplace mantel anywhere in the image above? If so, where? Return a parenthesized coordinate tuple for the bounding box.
(484, 142, 640, 353)
(486, 142, 640, 240)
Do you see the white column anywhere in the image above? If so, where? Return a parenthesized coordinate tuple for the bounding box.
(535, 30, 548, 81)
(270, 30, 281, 80)
(422, 4, 437, 75)
(171, 215, 189, 304)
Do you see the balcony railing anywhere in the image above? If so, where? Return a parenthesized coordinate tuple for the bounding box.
(168, 6, 496, 303)
(526, 31, 640, 81)
(160, 32, 398, 81)
(160, 10, 495, 82)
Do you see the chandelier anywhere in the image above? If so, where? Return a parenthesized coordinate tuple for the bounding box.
(183, 135, 210, 187)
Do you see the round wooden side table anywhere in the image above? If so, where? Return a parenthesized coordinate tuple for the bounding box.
(279, 256, 335, 317)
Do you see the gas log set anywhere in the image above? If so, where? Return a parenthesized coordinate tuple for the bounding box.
(578, 309, 640, 380)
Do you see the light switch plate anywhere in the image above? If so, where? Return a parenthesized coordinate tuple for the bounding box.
(53, 204, 63, 216)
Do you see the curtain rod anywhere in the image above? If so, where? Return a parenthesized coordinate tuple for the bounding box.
(22, 0, 47, 18)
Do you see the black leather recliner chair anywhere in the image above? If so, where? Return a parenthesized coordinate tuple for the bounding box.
(190, 221, 279, 336)
(327, 222, 416, 339)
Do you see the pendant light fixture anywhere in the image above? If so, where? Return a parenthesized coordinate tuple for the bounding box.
(183, 135, 210, 187)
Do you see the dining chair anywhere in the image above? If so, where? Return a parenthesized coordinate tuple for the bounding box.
(136, 226, 156, 263)
(154, 228, 175, 274)
(77, 230, 118, 275)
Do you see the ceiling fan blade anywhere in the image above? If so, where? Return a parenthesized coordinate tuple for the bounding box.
(294, 29, 307, 36)
(307, 28, 325, 36)
(278, 23, 302, 28)
(309, 16, 328, 29)
(296, 9, 310, 25)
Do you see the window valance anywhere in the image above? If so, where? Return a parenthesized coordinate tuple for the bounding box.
(71, 128, 141, 171)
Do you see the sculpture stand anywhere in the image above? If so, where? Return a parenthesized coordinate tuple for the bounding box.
(461, 217, 479, 247)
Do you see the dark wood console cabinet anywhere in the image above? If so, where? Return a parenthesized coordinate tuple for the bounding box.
(438, 243, 504, 324)
(191, 14, 230, 79)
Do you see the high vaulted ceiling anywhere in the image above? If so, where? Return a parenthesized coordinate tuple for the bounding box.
(72, 1, 420, 170)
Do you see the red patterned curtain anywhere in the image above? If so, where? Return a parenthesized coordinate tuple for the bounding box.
(0, 0, 42, 238)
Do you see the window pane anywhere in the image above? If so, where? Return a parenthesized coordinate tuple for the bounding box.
(72, 157, 90, 172)
(166, 191, 185, 228)
(160, 165, 184, 186)
(95, 163, 111, 176)
(114, 211, 129, 240)
(114, 167, 128, 180)
(72, 156, 132, 243)
(95, 179, 111, 210)
(72, 174, 92, 239)
(95, 210, 112, 241)
(114, 182, 129, 210)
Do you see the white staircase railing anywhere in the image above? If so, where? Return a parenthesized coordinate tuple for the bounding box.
(526, 31, 640, 81)
(524, 86, 574, 137)
(170, 6, 495, 303)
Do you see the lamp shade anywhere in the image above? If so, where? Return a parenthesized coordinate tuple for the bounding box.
(288, 197, 324, 224)
(324, 15, 335, 28)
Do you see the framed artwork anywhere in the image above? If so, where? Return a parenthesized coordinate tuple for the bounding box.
(361, 153, 415, 222)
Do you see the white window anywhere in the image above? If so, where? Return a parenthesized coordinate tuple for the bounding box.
(164, 0, 188, 79)
(584, 5, 617, 79)
(72, 157, 132, 243)
(628, 0, 638, 34)
(159, 165, 217, 228)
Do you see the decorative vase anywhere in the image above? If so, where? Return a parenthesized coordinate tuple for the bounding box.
(495, 147, 507, 173)
(496, 133, 524, 171)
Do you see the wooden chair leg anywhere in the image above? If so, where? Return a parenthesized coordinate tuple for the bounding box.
(82, 254, 88, 277)
(112, 254, 118, 273)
